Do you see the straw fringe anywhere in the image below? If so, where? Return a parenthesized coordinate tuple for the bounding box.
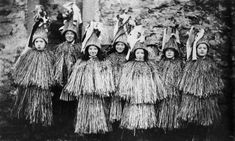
(118, 61, 166, 104)
(178, 57, 224, 97)
(74, 95, 112, 134)
(159, 59, 182, 97)
(120, 104, 157, 130)
(107, 53, 126, 122)
(12, 86, 53, 126)
(109, 97, 122, 122)
(54, 42, 81, 86)
(178, 94, 221, 126)
(118, 61, 165, 131)
(156, 59, 182, 130)
(101, 60, 115, 94)
(156, 96, 180, 130)
(62, 59, 115, 100)
(13, 49, 54, 89)
(107, 53, 126, 87)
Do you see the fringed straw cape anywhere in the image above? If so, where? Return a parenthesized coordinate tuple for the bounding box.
(12, 49, 54, 126)
(61, 57, 115, 134)
(178, 57, 224, 126)
(156, 59, 182, 130)
(118, 60, 166, 131)
(107, 53, 126, 122)
(54, 42, 81, 86)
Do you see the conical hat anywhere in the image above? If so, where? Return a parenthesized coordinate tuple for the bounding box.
(196, 37, 210, 48)
(131, 41, 146, 52)
(191, 28, 210, 60)
(113, 27, 128, 45)
(163, 35, 179, 53)
(32, 26, 48, 44)
(60, 2, 82, 37)
(27, 5, 49, 47)
(61, 19, 78, 37)
(84, 29, 101, 49)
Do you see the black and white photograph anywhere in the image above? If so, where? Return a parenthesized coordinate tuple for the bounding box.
(0, 0, 234, 140)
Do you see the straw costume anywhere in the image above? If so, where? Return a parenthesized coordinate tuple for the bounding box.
(156, 32, 183, 131)
(61, 22, 115, 134)
(54, 2, 82, 86)
(52, 3, 82, 131)
(107, 16, 130, 122)
(177, 28, 224, 126)
(118, 25, 166, 132)
(12, 14, 54, 126)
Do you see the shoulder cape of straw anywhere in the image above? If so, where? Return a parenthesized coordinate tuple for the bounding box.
(157, 96, 181, 130)
(54, 42, 82, 86)
(107, 53, 127, 86)
(118, 60, 166, 131)
(178, 57, 224, 97)
(12, 86, 53, 126)
(74, 95, 112, 134)
(107, 53, 127, 122)
(120, 103, 157, 130)
(118, 60, 166, 104)
(156, 59, 182, 130)
(61, 58, 115, 100)
(178, 95, 221, 126)
(158, 59, 182, 97)
(13, 49, 55, 90)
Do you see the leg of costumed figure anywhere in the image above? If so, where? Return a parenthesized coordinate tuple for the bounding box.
(12, 86, 53, 126)
(74, 95, 111, 134)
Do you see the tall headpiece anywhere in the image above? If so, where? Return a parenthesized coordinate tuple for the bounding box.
(82, 21, 103, 52)
(126, 25, 145, 60)
(163, 35, 179, 53)
(186, 27, 209, 60)
(112, 15, 130, 46)
(28, 5, 50, 47)
(59, 2, 82, 38)
(161, 27, 180, 51)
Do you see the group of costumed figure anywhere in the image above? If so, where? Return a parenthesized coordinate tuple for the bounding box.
(11, 2, 224, 141)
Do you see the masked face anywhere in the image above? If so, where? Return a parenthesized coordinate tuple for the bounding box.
(197, 43, 208, 57)
(65, 31, 75, 43)
(165, 49, 175, 59)
(88, 45, 99, 57)
(135, 48, 145, 61)
(34, 38, 46, 51)
(115, 42, 126, 53)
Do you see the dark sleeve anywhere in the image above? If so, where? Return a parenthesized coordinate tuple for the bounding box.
(73, 43, 83, 61)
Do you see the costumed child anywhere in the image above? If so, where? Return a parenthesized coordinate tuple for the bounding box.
(12, 15, 54, 128)
(177, 28, 224, 140)
(156, 29, 182, 131)
(53, 2, 82, 130)
(107, 17, 129, 141)
(107, 14, 130, 123)
(118, 25, 166, 141)
(61, 22, 115, 139)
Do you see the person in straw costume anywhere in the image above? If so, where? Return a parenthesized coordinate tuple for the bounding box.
(156, 28, 183, 131)
(60, 21, 115, 139)
(177, 27, 224, 140)
(54, 2, 82, 90)
(118, 25, 166, 141)
(106, 14, 130, 141)
(107, 13, 131, 123)
(52, 2, 82, 131)
(12, 7, 54, 127)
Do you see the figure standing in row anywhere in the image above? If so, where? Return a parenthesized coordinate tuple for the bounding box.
(53, 3, 82, 132)
(61, 22, 115, 140)
(12, 15, 54, 139)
